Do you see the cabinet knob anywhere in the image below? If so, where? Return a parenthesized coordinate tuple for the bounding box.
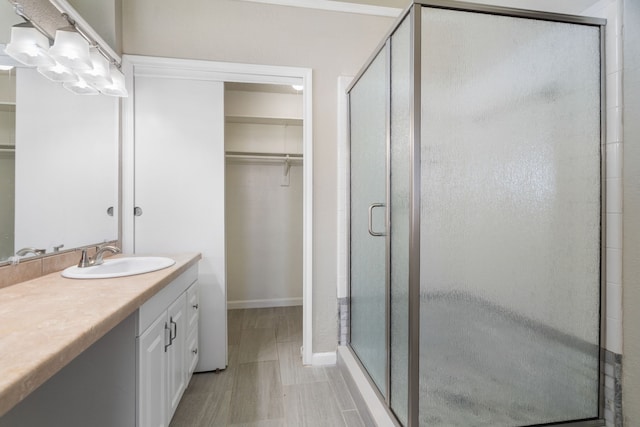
(192, 348, 198, 355)
(192, 304, 199, 310)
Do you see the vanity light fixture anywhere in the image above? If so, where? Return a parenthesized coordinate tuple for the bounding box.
(63, 76, 99, 95)
(7, 3, 128, 97)
(48, 26, 92, 71)
(37, 61, 77, 82)
(0, 65, 15, 71)
(4, 22, 54, 67)
(100, 64, 128, 97)
(78, 47, 112, 89)
(291, 84, 303, 91)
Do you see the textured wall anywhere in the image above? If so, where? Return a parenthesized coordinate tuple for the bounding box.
(623, 0, 640, 423)
(226, 162, 303, 306)
(121, 0, 394, 353)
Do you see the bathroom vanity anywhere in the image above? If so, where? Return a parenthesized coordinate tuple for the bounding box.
(0, 252, 201, 427)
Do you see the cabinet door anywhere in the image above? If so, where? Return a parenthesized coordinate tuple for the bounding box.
(132, 75, 227, 372)
(186, 282, 199, 378)
(166, 293, 187, 421)
(186, 282, 199, 333)
(186, 328, 199, 378)
(138, 314, 167, 427)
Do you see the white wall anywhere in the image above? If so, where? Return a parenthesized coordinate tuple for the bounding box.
(581, 0, 625, 356)
(122, 0, 394, 353)
(226, 123, 303, 154)
(622, 0, 640, 422)
(225, 90, 302, 122)
(67, 0, 122, 53)
(0, 73, 16, 105)
(0, 150, 14, 260)
(0, 109, 14, 145)
(0, 72, 15, 260)
(0, 1, 22, 45)
(226, 162, 303, 307)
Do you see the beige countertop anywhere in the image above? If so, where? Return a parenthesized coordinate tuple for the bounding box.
(0, 252, 201, 417)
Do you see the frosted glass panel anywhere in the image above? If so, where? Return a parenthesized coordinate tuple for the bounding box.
(419, 7, 601, 426)
(350, 48, 388, 397)
(390, 16, 411, 426)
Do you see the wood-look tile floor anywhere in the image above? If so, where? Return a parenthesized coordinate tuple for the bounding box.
(170, 306, 365, 427)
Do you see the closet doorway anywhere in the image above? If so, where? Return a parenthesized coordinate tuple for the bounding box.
(224, 83, 305, 363)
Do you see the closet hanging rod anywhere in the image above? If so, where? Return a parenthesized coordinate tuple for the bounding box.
(0, 145, 15, 152)
(225, 151, 303, 161)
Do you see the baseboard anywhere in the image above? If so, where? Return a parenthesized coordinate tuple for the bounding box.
(311, 351, 336, 366)
(227, 297, 302, 309)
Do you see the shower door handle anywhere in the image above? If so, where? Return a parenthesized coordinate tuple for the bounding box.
(368, 203, 386, 237)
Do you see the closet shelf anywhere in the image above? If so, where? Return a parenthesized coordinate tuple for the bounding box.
(225, 115, 302, 126)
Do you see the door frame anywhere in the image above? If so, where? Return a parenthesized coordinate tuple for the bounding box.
(121, 55, 314, 365)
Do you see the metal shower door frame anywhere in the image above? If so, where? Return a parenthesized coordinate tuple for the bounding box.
(346, 2, 607, 426)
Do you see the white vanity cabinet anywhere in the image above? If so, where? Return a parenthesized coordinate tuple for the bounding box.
(137, 265, 199, 427)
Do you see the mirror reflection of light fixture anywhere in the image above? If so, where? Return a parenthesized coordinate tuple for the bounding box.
(79, 48, 111, 89)
(0, 65, 15, 71)
(37, 61, 77, 82)
(4, 22, 54, 67)
(63, 76, 99, 95)
(100, 65, 128, 97)
(291, 84, 303, 91)
(48, 27, 92, 71)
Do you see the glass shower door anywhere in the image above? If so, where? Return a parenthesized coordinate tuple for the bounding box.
(349, 47, 389, 397)
(419, 7, 602, 426)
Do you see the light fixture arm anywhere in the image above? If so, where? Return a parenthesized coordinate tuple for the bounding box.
(59, 12, 120, 69)
(10, 1, 51, 43)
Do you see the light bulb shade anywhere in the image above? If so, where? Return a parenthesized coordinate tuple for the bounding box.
(4, 23, 54, 67)
(63, 77, 99, 95)
(49, 29, 92, 71)
(78, 48, 112, 89)
(100, 65, 128, 97)
(37, 61, 78, 82)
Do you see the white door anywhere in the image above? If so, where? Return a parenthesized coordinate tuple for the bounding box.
(133, 75, 227, 371)
(138, 314, 167, 427)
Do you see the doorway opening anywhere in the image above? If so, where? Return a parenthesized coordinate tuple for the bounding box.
(224, 82, 305, 364)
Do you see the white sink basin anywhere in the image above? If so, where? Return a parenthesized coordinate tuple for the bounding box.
(62, 257, 176, 279)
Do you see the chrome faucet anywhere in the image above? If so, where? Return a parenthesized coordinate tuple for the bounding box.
(16, 247, 46, 256)
(77, 245, 121, 268)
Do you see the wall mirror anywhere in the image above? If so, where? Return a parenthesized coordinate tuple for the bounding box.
(0, 0, 118, 265)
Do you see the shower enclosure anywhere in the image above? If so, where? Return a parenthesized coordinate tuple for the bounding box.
(348, 2, 605, 426)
